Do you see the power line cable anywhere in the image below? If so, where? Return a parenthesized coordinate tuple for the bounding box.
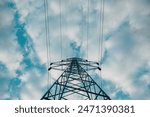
(46, 0, 51, 63)
(44, 0, 50, 90)
(81, 5, 84, 58)
(59, 0, 63, 60)
(86, 0, 90, 60)
(100, 0, 105, 89)
(98, 0, 102, 62)
(46, 0, 52, 87)
(100, 0, 104, 63)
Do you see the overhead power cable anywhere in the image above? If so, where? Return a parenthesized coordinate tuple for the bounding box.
(59, 0, 63, 60)
(44, 0, 51, 90)
(86, 0, 90, 60)
(100, 0, 104, 63)
(98, 0, 105, 89)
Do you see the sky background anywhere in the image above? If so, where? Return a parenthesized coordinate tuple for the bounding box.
(0, 0, 150, 100)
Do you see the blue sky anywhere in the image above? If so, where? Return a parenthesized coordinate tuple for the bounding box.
(0, 0, 150, 99)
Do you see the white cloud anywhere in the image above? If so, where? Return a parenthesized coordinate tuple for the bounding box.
(19, 68, 48, 99)
(12, 0, 150, 99)
(101, 0, 150, 99)
(0, 2, 23, 77)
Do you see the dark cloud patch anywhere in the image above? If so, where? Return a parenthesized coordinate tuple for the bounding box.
(9, 78, 22, 99)
(114, 90, 130, 100)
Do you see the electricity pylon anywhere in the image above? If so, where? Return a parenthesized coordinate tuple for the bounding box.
(41, 58, 110, 100)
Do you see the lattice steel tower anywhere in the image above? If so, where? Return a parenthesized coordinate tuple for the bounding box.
(41, 58, 110, 100)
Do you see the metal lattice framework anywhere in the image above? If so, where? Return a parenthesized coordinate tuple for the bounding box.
(41, 58, 111, 100)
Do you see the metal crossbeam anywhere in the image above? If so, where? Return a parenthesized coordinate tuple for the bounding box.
(41, 58, 110, 100)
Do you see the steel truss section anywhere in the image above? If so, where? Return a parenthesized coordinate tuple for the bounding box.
(41, 58, 111, 100)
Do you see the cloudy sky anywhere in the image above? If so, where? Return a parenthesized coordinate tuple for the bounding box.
(0, 0, 150, 100)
